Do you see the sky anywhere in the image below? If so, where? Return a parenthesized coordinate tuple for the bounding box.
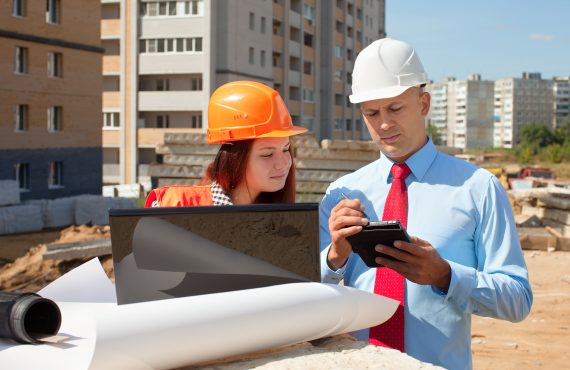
(385, 0, 570, 83)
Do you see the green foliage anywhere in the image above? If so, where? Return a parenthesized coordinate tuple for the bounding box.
(544, 144, 564, 163)
(519, 123, 556, 150)
(516, 145, 534, 164)
(426, 123, 443, 146)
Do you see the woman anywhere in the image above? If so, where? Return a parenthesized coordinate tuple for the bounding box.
(145, 80, 307, 207)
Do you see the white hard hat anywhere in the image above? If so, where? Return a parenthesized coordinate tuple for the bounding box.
(349, 38, 429, 103)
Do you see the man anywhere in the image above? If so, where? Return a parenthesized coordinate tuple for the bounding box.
(320, 38, 532, 369)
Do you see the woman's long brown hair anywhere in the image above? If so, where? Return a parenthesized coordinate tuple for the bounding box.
(200, 139, 297, 203)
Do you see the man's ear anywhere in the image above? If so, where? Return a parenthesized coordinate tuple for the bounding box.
(420, 92, 431, 116)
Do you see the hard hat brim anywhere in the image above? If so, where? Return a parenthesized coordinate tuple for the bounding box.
(349, 85, 414, 104)
(257, 125, 308, 138)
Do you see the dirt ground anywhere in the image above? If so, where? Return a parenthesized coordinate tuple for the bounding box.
(0, 227, 568, 369)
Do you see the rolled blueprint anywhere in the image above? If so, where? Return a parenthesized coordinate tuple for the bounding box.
(0, 259, 399, 370)
(0, 292, 61, 344)
(89, 282, 398, 370)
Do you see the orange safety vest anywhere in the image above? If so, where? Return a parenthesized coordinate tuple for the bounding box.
(144, 185, 213, 207)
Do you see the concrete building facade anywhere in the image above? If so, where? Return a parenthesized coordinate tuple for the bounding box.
(101, 0, 385, 185)
(494, 73, 553, 148)
(0, 0, 103, 200)
(427, 75, 494, 149)
(552, 76, 570, 129)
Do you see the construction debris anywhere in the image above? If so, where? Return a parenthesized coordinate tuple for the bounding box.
(509, 186, 570, 250)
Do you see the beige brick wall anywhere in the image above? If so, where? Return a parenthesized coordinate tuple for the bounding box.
(0, 2, 102, 150)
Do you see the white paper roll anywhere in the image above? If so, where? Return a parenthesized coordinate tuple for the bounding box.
(89, 282, 397, 369)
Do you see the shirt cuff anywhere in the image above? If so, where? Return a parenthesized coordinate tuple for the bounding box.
(435, 260, 477, 309)
(320, 245, 346, 284)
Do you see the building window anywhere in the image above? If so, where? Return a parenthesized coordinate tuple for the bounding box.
(14, 46, 28, 74)
(156, 78, 170, 91)
(301, 118, 314, 132)
(260, 50, 266, 67)
(249, 47, 254, 65)
(46, 0, 60, 24)
(191, 75, 203, 90)
(191, 113, 202, 128)
(261, 16, 266, 33)
(15, 163, 30, 191)
(13, 0, 25, 17)
(335, 45, 343, 58)
(272, 52, 282, 67)
(184, 0, 202, 15)
(304, 33, 313, 47)
(14, 104, 28, 132)
(48, 106, 62, 132)
(334, 119, 343, 130)
(47, 52, 63, 78)
(249, 12, 255, 30)
(103, 112, 120, 128)
(157, 115, 169, 128)
(334, 70, 342, 81)
(303, 61, 312, 75)
(140, 38, 203, 53)
(141, 1, 177, 16)
(48, 161, 63, 188)
(302, 88, 314, 103)
(303, 4, 315, 23)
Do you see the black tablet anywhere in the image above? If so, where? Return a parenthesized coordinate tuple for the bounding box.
(346, 220, 411, 268)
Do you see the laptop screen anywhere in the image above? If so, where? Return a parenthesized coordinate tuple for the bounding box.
(109, 203, 320, 305)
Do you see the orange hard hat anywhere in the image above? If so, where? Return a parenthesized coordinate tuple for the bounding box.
(207, 81, 307, 144)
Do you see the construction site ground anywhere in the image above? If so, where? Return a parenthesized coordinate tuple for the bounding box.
(0, 226, 568, 369)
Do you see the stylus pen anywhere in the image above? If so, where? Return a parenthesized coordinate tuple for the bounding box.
(340, 192, 371, 220)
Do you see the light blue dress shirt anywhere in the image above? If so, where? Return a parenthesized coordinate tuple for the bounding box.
(320, 138, 533, 370)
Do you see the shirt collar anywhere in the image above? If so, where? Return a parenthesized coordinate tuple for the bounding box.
(378, 136, 438, 183)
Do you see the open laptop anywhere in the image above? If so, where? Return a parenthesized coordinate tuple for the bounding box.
(108, 203, 320, 305)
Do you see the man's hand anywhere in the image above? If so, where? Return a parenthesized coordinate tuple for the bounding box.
(327, 198, 369, 270)
(374, 236, 451, 292)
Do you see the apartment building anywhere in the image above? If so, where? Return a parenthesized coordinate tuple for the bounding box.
(427, 80, 449, 146)
(0, 0, 103, 200)
(552, 76, 570, 129)
(494, 72, 553, 148)
(101, 0, 385, 185)
(427, 75, 494, 149)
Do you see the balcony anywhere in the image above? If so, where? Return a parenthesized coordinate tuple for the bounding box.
(101, 19, 120, 39)
(273, 35, 284, 50)
(303, 45, 314, 60)
(103, 55, 120, 75)
(288, 70, 301, 87)
(138, 91, 203, 111)
(103, 164, 120, 184)
(303, 103, 315, 116)
(289, 40, 301, 57)
(289, 10, 301, 28)
(335, 7, 344, 21)
(103, 92, 120, 109)
(273, 67, 283, 83)
(139, 54, 204, 75)
(273, 3, 284, 19)
(102, 129, 120, 146)
(288, 100, 301, 115)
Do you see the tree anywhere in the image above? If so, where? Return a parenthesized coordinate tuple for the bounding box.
(544, 144, 564, 163)
(516, 145, 533, 163)
(553, 120, 570, 145)
(426, 123, 443, 146)
(519, 123, 556, 150)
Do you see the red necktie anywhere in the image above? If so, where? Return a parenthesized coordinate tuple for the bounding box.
(369, 163, 411, 351)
